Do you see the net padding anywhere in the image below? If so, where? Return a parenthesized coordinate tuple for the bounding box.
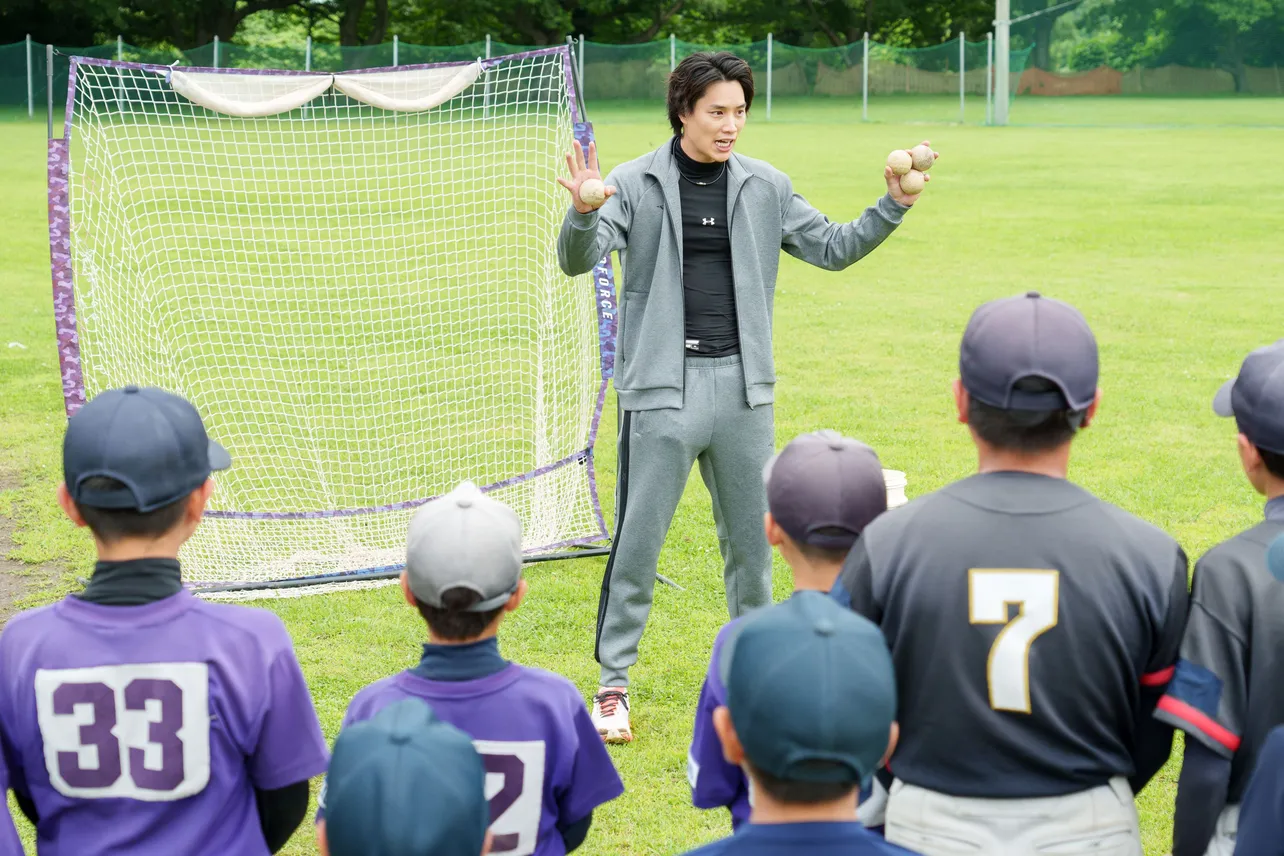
(56, 49, 610, 590)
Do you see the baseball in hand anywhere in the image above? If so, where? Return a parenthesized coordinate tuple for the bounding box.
(910, 144, 934, 172)
(886, 150, 913, 176)
(900, 169, 926, 195)
(579, 178, 606, 207)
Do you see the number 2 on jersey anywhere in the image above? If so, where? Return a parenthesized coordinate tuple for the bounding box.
(968, 570, 1059, 713)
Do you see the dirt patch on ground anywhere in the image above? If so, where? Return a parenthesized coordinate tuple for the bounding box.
(0, 469, 65, 626)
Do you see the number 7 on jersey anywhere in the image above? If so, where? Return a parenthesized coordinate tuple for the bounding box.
(968, 569, 1060, 713)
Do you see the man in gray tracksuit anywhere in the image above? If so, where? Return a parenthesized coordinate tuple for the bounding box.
(557, 51, 931, 742)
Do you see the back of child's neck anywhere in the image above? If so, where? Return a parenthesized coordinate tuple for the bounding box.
(749, 790, 858, 825)
(94, 539, 183, 563)
(427, 629, 499, 647)
(790, 561, 844, 594)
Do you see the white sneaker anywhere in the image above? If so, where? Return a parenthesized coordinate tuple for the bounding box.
(592, 687, 632, 743)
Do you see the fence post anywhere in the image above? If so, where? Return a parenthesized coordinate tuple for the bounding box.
(46, 43, 53, 139)
(485, 34, 491, 59)
(670, 33, 676, 71)
(766, 33, 773, 121)
(986, 32, 993, 125)
(393, 34, 399, 66)
(861, 32, 869, 122)
(305, 35, 312, 72)
(959, 32, 965, 123)
(995, 0, 1009, 125)
(213, 35, 220, 69)
(117, 35, 123, 61)
(26, 35, 33, 118)
(577, 34, 584, 84)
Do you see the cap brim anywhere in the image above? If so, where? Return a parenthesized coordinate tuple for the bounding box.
(208, 439, 233, 471)
(1212, 379, 1236, 418)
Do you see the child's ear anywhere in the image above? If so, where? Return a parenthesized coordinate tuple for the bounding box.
(186, 478, 216, 525)
(712, 706, 744, 766)
(56, 483, 87, 528)
(1080, 388, 1102, 430)
(399, 571, 417, 607)
(763, 512, 785, 548)
(953, 378, 969, 425)
(505, 578, 529, 612)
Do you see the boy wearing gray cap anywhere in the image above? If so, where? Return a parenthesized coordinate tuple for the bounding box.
(833, 293, 1190, 856)
(319, 698, 492, 856)
(689, 430, 890, 831)
(323, 481, 623, 856)
(1157, 341, 1284, 856)
(0, 386, 330, 856)
(681, 592, 913, 855)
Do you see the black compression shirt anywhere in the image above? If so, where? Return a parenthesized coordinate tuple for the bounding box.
(672, 137, 739, 357)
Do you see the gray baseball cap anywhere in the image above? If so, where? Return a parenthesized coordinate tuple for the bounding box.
(1213, 340, 1284, 454)
(762, 430, 887, 551)
(960, 291, 1098, 412)
(405, 481, 523, 611)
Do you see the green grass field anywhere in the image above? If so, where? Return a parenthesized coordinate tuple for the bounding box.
(2, 98, 1284, 854)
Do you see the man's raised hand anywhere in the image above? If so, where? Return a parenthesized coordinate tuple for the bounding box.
(557, 140, 617, 214)
(886, 139, 940, 206)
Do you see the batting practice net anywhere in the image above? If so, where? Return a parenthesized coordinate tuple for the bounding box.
(49, 46, 617, 593)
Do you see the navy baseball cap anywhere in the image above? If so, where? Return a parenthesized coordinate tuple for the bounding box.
(960, 292, 1098, 412)
(1213, 340, 1284, 454)
(64, 386, 231, 512)
(720, 592, 896, 786)
(323, 699, 489, 856)
(763, 431, 887, 551)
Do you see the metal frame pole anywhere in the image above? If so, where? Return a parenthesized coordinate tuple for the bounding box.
(117, 35, 123, 61)
(213, 35, 220, 69)
(670, 33, 676, 71)
(305, 35, 312, 71)
(485, 34, 491, 59)
(862, 32, 869, 121)
(959, 31, 966, 123)
(26, 35, 33, 118)
(577, 34, 584, 83)
(995, 0, 1010, 125)
(986, 32, 993, 125)
(393, 34, 399, 66)
(46, 43, 53, 139)
(766, 33, 773, 120)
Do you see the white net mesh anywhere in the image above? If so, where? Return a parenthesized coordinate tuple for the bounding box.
(62, 52, 607, 589)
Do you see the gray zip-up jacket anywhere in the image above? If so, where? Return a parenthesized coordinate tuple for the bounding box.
(557, 140, 908, 411)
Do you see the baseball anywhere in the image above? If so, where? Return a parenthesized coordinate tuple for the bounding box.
(900, 169, 926, 195)
(887, 150, 913, 176)
(910, 144, 934, 172)
(579, 178, 606, 207)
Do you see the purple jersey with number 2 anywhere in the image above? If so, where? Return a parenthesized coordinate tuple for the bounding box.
(0, 590, 330, 856)
(338, 664, 624, 856)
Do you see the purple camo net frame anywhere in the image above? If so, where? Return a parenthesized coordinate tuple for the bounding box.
(50, 48, 619, 577)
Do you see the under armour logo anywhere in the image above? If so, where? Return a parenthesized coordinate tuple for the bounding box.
(702, 217, 716, 226)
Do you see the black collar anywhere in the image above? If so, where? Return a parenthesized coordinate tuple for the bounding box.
(76, 557, 183, 605)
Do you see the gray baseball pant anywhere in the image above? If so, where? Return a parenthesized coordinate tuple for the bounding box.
(595, 354, 775, 688)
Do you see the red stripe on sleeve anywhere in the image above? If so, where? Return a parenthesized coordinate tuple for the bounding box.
(1141, 666, 1176, 687)
(1156, 695, 1241, 752)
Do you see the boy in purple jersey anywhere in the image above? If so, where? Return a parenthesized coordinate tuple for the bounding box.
(689, 430, 890, 831)
(0, 751, 21, 856)
(681, 591, 911, 856)
(322, 480, 624, 856)
(319, 698, 492, 856)
(0, 386, 330, 856)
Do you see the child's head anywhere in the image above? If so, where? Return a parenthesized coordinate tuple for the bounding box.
(319, 698, 492, 856)
(762, 430, 888, 582)
(1214, 340, 1284, 497)
(56, 386, 231, 556)
(400, 481, 526, 643)
(712, 593, 897, 812)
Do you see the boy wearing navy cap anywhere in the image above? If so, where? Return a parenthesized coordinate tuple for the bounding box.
(0, 386, 329, 855)
(1159, 341, 1284, 856)
(688, 430, 890, 831)
(319, 698, 492, 856)
(834, 293, 1189, 856)
(681, 592, 912, 855)
(325, 481, 623, 856)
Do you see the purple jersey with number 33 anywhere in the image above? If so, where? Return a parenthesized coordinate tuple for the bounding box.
(339, 664, 624, 856)
(0, 590, 330, 856)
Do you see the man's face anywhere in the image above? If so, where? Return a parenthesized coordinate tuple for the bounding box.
(679, 80, 747, 163)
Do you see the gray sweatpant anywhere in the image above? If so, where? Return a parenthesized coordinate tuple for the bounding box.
(595, 354, 775, 688)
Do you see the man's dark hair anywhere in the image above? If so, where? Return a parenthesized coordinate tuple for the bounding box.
(746, 760, 857, 804)
(74, 476, 190, 543)
(967, 376, 1087, 454)
(666, 51, 754, 136)
(792, 526, 857, 565)
(414, 586, 505, 641)
(1258, 446, 1284, 480)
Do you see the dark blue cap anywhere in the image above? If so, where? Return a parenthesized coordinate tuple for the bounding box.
(323, 699, 489, 856)
(763, 430, 887, 551)
(63, 386, 231, 512)
(960, 292, 1098, 412)
(721, 592, 895, 786)
(1213, 340, 1284, 454)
